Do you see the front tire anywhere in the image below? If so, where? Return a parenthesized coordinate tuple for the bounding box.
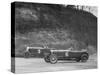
(44, 55, 50, 63)
(49, 54, 57, 64)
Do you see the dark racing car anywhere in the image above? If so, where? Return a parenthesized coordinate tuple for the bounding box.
(43, 48, 89, 64)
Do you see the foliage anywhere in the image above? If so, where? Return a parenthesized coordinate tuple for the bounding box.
(14, 2, 97, 57)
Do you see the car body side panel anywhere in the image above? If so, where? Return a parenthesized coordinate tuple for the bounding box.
(40, 49, 51, 56)
(29, 49, 38, 54)
(52, 51, 88, 59)
(52, 52, 66, 57)
(68, 52, 82, 58)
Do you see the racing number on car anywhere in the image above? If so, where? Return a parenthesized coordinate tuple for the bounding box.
(65, 51, 69, 56)
(38, 49, 41, 54)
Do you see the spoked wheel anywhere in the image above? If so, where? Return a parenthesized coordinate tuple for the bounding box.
(24, 52, 30, 58)
(49, 54, 57, 64)
(44, 55, 50, 63)
(81, 54, 88, 62)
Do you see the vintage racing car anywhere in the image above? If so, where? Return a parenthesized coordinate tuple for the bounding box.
(43, 48, 89, 64)
(24, 47, 44, 58)
(24, 46, 55, 58)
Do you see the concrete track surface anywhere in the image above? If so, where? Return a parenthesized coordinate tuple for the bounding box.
(14, 54, 97, 73)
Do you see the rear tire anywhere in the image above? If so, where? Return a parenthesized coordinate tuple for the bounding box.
(49, 54, 57, 64)
(76, 58, 80, 62)
(24, 52, 30, 58)
(81, 54, 88, 62)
